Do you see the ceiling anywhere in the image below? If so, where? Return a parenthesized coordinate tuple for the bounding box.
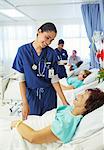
(0, 0, 99, 24)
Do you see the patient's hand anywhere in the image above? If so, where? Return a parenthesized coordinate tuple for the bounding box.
(11, 120, 19, 129)
(62, 100, 70, 105)
(60, 84, 67, 90)
(61, 84, 75, 90)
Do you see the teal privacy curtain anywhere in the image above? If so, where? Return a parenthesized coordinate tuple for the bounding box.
(81, 3, 102, 68)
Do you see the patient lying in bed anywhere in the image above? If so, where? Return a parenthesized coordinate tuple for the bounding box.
(61, 70, 91, 90)
(10, 88, 104, 146)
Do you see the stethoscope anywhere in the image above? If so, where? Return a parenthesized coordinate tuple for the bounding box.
(58, 55, 62, 61)
(30, 46, 50, 77)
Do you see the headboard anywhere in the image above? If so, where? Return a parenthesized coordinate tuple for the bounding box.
(0, 72, 16, 105)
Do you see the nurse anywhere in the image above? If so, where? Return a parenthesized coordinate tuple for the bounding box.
(12, 22, 68, 118)
(55, 39, 68, 78)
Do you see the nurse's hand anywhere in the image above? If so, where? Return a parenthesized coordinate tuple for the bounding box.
(22, 102, 30, 120)
(62, 100, 70, 105)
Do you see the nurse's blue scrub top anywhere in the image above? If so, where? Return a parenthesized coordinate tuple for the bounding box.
(55, 48, 68, 60)
(55, 48, 68, 79)
(12, 42, 61, 115)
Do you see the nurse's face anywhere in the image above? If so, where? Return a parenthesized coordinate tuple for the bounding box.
(37, 30, 56, 48)
(58, 44, 64, 49)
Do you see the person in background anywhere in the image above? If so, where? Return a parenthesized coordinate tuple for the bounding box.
(11, 88, 104, 144)
(68, 50, 82, 71)
(55, 39, 68, 61)
(69, 60, 83, 71)
(12, 22, 68, 118)
(55, 39, 68, 78)
(61, 70, 91, 90)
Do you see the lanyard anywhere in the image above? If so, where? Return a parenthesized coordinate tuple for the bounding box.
(57, 49, 62, 60)
(58, 55, 62, 60)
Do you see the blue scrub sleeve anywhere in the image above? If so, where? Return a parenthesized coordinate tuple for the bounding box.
(51, 108, 83, 143)
(12, 48, 24, 73)
(65, 50, 68, 60)
(52, 51, 59, 75)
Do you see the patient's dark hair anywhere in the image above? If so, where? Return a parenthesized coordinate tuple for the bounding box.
(58, 39, 64, 45)
(83, 88, 104, 116)
(76, 61, 83, 68)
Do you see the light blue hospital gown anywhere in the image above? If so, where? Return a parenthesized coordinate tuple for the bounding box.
(51, 105, 83, 143)
(67, 76, 84, 88)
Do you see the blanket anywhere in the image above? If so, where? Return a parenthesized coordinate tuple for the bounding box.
(0, 106, 104, 150)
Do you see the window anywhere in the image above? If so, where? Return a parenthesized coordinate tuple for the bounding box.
(63, 24, 90, 61)
(0, 25, 35, 73)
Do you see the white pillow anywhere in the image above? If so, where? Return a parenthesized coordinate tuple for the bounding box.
(74, 62, 90, 75)
(96, 81, 104, 91)
(83, 70, 98, 84)
(72, 105, 104, 140)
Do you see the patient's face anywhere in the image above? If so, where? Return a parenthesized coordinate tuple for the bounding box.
(78, 71, 85, 80)
(73, 91, 91, 108)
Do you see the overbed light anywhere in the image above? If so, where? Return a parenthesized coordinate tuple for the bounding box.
(0, 9, 25, 17)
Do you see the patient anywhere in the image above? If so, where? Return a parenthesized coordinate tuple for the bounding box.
(61, 70, 91, 90)
(69, 60, 83, 71)
(11, 88, 104, 144)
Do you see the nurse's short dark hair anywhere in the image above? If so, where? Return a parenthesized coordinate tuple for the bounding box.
(58, 39, 64, 45)
(83, 88, 104, 116)
(38, 22, 57, 33)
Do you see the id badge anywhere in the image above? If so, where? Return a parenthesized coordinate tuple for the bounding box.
(48, 68, 54, 78)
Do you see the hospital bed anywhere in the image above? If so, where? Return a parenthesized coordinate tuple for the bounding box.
(2, 73, 21, 103)
(0, 73, 14, 105)
(1, 68, 99, 115)
(0, 71, 22, 116)
(58, 68, 99, 105)
(65, 61, 90, 77)
(3, 67, 98, 104)
(0, 81, 104, 150)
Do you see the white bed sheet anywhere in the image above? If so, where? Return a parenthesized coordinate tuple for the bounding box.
(0, 110, 63, 150)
